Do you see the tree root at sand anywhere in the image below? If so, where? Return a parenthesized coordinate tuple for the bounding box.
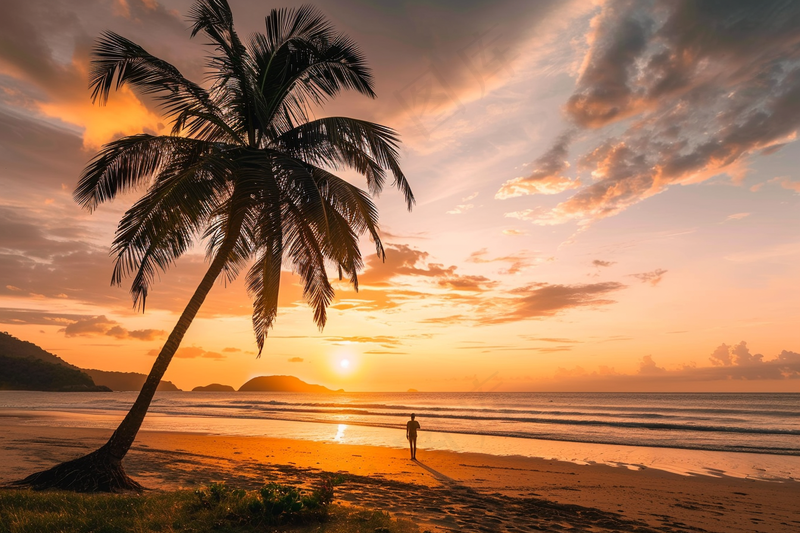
(9, 448, 143, 493)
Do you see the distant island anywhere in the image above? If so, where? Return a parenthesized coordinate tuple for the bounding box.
(192, 383, 235, 392)
(238, 375, 343, 393)
(407, 388, 419, 392)
(0, 332, 180, 392)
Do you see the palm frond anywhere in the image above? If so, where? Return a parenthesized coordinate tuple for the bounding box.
(245, 210, 283, 355)
(90, 32, 237, 142)
(75, 135, 210, 211)
(189, 0, 264, 145)
(283, 202, 334, 329)
(111, 149, 228, 310)
(250, 6, 375, 138)
(274, 117, 414, 209)
(311, 166, 384, 259)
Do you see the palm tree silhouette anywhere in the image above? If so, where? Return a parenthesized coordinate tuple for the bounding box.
(15, 0, 413, 491)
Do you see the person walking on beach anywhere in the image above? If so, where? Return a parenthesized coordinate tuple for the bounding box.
(406, 413, 420, 460)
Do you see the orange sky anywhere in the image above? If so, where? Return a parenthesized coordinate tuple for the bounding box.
(1, 0, 799, 392)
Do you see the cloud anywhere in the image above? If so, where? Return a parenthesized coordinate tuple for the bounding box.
(222, 347, 241, 353)
(515, 1, 800, 226)
(549, 343, 800, 391)
(356, 244, 497, 295)
(446, 203, 475, 214)
(466, 248, 537, 275)
(0, 308, 88, 326)
(502, 229, 526, 236)
(324, 335, 402, 348)
(495, 131, 580, 198)
(58, 315, 165, 341)
(522, 336, 583, 344)
(725, 213, 751, 222)
(287, 357, 304, 363)
(770, 176, 800, 192)
(592, 259, 615, 268)
(0, 0, 197, 149)
(629, 268, 667, 286)
(710, 341, 766, 367)
(482, 281, 625, 324)
(148, 345, 225, 360)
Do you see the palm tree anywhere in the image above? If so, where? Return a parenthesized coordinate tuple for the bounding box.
(14, 0, 413, 492)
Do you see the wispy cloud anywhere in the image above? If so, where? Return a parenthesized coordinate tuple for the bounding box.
(148, 345, 225, 360)
(629, 269, 668, 286)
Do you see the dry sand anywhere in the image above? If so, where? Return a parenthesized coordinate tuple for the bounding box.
(2, 421, 799, 532)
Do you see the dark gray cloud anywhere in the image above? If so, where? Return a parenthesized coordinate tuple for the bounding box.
(0, 109, 87, 189)
(0, 308, 88, 326)
(59, 315, 165, 340)
(508, 0, 800, 224)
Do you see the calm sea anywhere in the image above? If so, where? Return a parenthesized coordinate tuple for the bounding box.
(3, 391, 799, 479)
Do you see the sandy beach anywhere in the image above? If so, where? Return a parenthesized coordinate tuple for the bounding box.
(2, 419, 799, 533)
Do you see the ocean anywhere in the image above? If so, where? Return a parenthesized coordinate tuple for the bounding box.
(2, 391, 799, 481)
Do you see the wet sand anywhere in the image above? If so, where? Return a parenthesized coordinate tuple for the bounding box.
(2, 421, 799, 532)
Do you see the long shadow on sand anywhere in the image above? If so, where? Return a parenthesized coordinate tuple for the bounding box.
(412, 459, 457, 484)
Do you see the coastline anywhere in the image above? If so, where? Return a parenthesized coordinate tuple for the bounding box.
(2, 419, 799, 532)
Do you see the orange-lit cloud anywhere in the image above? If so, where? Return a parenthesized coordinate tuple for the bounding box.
(495, 131, 580, 198)
(466, 248, 537, 275)
(325, 335, 402, 348)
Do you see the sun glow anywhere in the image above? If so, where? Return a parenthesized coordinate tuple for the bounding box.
(340, 359, 350, 369)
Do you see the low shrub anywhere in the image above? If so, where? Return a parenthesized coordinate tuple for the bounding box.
(193, 475, 346, 525)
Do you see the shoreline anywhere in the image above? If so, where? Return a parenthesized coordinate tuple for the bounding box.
(2, 420, 800, 532)
(4, 407, 800, 482)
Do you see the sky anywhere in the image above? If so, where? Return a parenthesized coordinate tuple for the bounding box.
(1, 0, 799, 392)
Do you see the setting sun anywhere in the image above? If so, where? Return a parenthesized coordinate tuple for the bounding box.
(340, 359, 350, 369)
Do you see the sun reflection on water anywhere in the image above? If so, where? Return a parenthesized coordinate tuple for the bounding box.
(334, 424, 347, 442)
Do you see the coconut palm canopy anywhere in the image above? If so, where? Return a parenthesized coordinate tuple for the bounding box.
(77, 1, 413, 351)
(13, 0, 413, 491)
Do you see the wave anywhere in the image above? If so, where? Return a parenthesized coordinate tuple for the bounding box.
(145, 403, 800, 438)
(193, 399, 800, 420)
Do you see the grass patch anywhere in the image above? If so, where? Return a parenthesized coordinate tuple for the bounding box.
(0, 479, 420, 533)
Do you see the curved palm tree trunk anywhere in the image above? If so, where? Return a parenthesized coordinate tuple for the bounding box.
(11, 221, 243, 492)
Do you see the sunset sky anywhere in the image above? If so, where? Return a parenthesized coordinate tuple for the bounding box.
(1, 0, 799, 392)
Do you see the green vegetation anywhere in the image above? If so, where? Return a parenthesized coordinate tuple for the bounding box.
(0, 354, 110, 392)
(0, 480, 419, 533)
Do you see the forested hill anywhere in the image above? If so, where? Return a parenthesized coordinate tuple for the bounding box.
(0, 332, 179, 391)
(0, 332, 109, 391)
(0, 331, 80, 370)
(0, 354, 111, 392)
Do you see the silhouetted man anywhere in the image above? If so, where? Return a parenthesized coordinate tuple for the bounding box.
(406, 413, 420, 460)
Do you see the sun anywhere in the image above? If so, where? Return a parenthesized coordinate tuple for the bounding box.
(340, 359, 350, 369)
